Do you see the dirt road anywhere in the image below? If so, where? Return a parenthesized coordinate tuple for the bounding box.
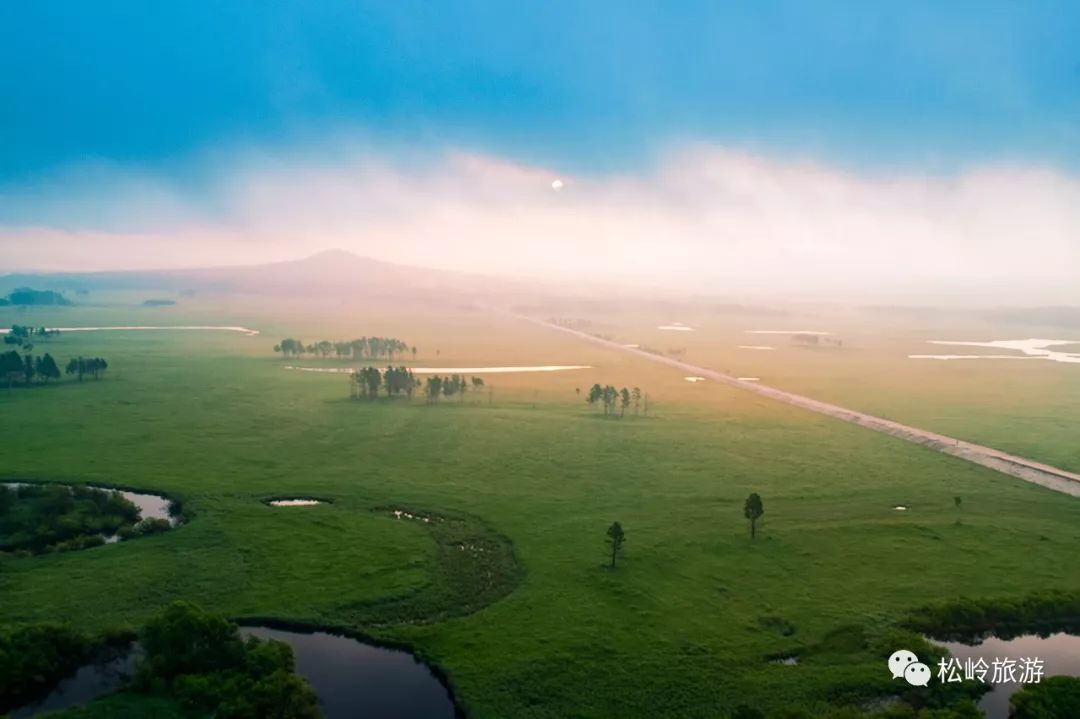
(521, 315, 1080, 498)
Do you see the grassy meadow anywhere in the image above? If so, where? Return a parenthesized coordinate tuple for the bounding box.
(558, 305, 1080, 474)
(1, 297, 1079, 717)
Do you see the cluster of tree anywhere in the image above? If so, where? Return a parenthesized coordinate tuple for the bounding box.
(0, 484, 142, 555)
(350, 366, 417, 399)
(1, 603, 320, 718)
(0, 352, 108, 388)
(4, 325, 60, 350)
(1010, 676, 1080, 718)
(1, 351, 62, 387)
(903, 590, 1080, 640)
(606, 493, 765, 568)
(4, 288, 72, 306)
(424, 374, 484, 404)
(132, 601, 320, 718)
(584, 384, 644, 417)
(345, 368, 488, 404)
(66, 356, 108, 381)
(0, 623, 114, 712)
(792, 333, 843, 347)
(275, 336, 413, 361)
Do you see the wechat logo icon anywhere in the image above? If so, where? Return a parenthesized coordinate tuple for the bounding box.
(889, 649, 931, 687)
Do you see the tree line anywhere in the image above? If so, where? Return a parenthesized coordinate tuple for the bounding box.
(424, 373, 485, 404)
(275, 336, 414, 361)
(606, 493, 765, 569)
(3, 325, 60, 351)
(0, 351, 107, 388)
(583, 384, 647, 417)
(350, 365, 418, 399)
(347, 366, 487, 404)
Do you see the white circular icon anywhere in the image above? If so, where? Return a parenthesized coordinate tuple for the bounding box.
(888, 649, 919, 679)
(904, 662, 931, 687)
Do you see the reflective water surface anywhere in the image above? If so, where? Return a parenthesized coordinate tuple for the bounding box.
(936, 632, 1080, 719)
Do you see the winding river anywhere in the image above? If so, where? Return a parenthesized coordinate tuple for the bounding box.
(9, 627, 457, 718)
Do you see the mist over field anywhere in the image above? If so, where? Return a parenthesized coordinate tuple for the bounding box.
(2, 145, 1079, 305)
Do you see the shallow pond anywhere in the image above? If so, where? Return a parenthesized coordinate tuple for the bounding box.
(910, 338, 1080, 364)
(241, 626, 458, 719)
(934, 632, 1080, 719)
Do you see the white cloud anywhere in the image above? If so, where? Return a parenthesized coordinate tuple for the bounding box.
(1, 145, 1078, 301)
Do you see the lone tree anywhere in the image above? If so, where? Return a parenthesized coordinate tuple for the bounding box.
(606, 521, 626, 568)
(744, 493, 764, 539)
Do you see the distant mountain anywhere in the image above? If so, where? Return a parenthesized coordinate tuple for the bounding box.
(0, 250, 520, 300)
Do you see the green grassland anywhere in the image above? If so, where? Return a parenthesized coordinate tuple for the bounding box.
(1, 299, 1079, 717)
(558, 305, 1080, 473)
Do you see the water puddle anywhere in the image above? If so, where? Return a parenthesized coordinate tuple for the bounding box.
(0, 326, 259, 336)
(284, 365, 591, 374)
(933, 632, 1080, 719)
(240, 626, 457, 719)
(910, 339, 1080, 364)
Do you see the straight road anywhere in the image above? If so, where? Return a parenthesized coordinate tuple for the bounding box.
(518, 314, 1080, 498)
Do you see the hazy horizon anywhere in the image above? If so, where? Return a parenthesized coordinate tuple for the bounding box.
(2, 3, 1079, 304)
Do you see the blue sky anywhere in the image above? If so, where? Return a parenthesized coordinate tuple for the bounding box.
(1, 2, 1078, 297)
(3, 0, 1079, 183)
